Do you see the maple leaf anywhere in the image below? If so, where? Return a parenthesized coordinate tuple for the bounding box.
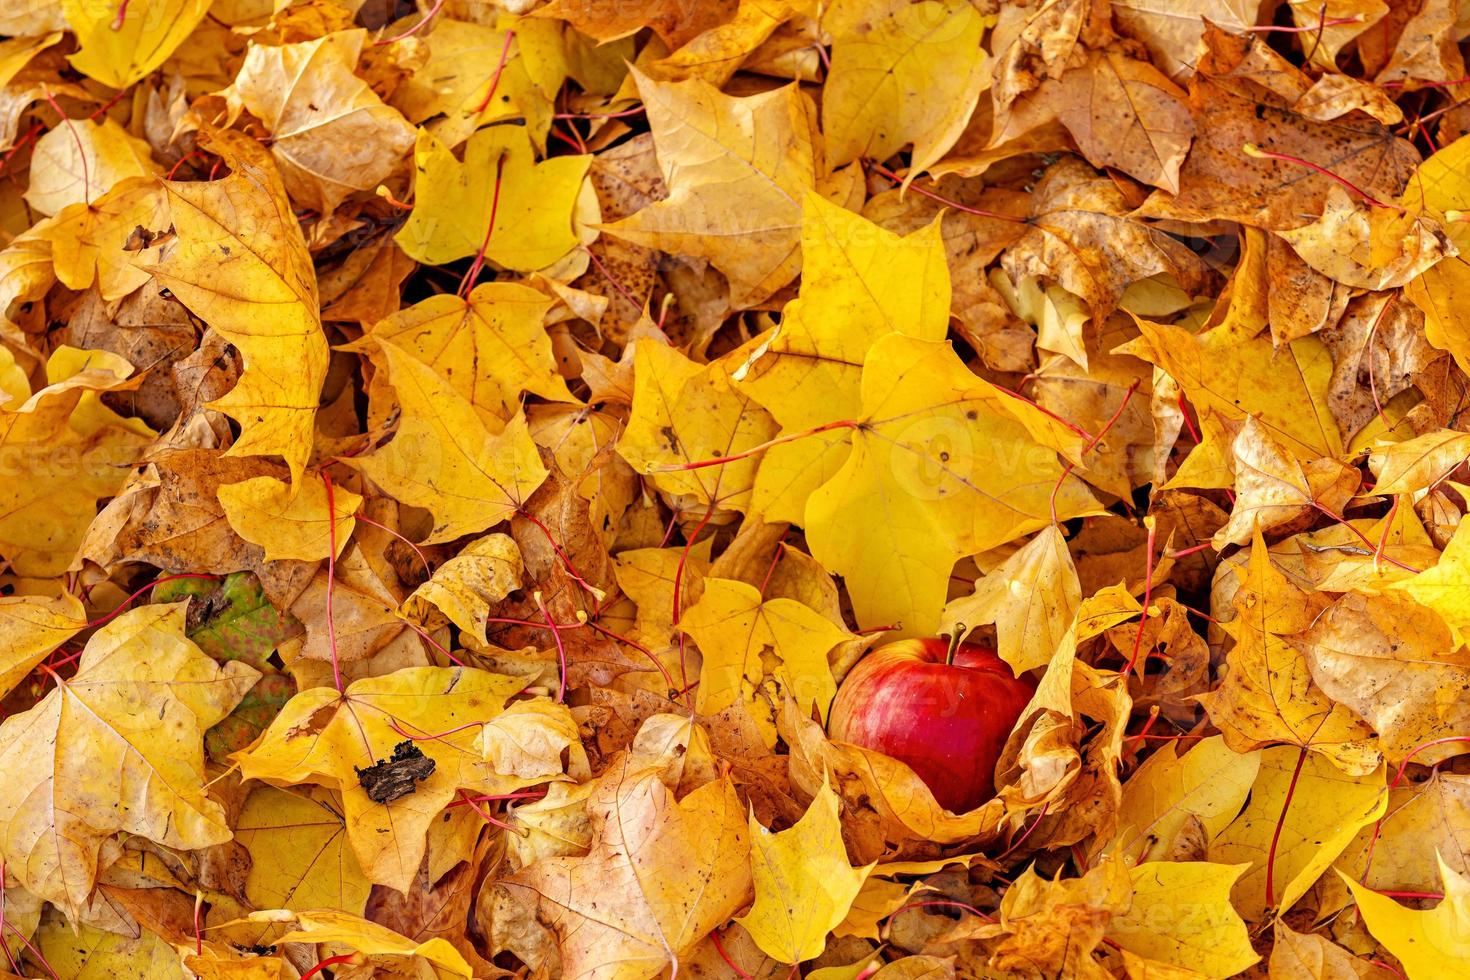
(0, 604, 257, 917)
(226, 29, 417, 214)
(1211, 745, 1386, 920)
(738, 778, 875, 964)
(1346, 857, 1470, 977)
(680, 575, 854, 741)
(601, 69, 820, 307)
(348, 341, 548, 544)
(804, 334, 1097, 634)
(820, 0, 990, 176)
(233, 665, 548, 892)
(349, 282, 575, 430)
(504, 751, 753, 980)
(61, 0, 211, 89)
(1196, 537, 1380, 774)
(396, 125, 591, 273)
(141, 128, 327, 485)
(734, 192, 950, 522)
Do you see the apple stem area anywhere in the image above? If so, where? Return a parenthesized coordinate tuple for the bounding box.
(944, 625, 966, 666)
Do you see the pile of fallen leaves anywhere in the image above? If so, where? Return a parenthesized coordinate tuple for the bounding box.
(5, 0, 1470, 976)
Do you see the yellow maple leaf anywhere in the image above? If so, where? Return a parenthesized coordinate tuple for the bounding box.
(1401, 134, 1470, 375)
(504, 754, 753, 979)
(0, 592, 84, 700)
(0, 603, 257, 917)
(680, 576, 854, 741)
(1105, 862, 1259, 977)
(805, 334, 1096, 634)
(233, 665, 539, 892)
(23, 116, 159, 216)
(401, 533, 523, 647)
(602, 68, 819, 307)
(1211, 745, 1386, 920)
(619, 337, 778, 513)
(1123, 315, 1342, 459)
(62, 0, 211, 89)
(820, 0, 991, 176)
(1197, 536, 1380, 774)
(227, 29, 417, 214)
(350, 281, 575, 430)
(350, 341, 548, 545)
(738, 778, 875, 964)
(1345, 857, 1470, 979)
(142, 128, 327, 484)
(939, 525, 1081, 674)
(0, 347, 155, 576)
(1394, 511, 1470, 647)
(734, 192, 950, 521)
(396, 125, 590, 272)
(233, 785, 372, 918)
(390, 17, 562, 151)
(1104, 735, 1260, 867)
(217, 474, 362, 563)
(37, 175, 165, 301)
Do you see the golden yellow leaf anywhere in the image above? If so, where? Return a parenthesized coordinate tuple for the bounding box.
(648, 0, 793, 86)
(1278, 186, 1453, 291)
(988, 856, 1133, 977)
(401, 533, 523, 647)
(1105, 735, 1260, 867)
(0, 592, 84, 700)
(351, 282, 574, 431)
(0, 604, 257, 916)
(940, 525, 1081, 674)
(248, 909, 472, 979)
(233, 666, 534, 892)
(1296, 592, 1470, 765)
(217, 474, 362, 563)
(1394, 519, 1470, 646)
(142, 129, 327, 484)
(805, 334, 1096, 634)
(1401, 134, 1470, 375)
(227, 29, 416, 214)
(1211, 746, 1386, 920)
(351, 341, 548, 544)
(234, 785, 372, 916)
(619, 337, 778, 513)
(1197, 537, 1380, 774)
(680, 576, 853, 741)
(23, 116, 158, 216)
(38, 917, 185, 980)
(62, 0, 211, 88)
(737, 778, 874, 963)
(396, 125, 590, 272)
(820, 0, 990, 175)
(1345, 857, 1470, 979)
(390, 18, 559, 151)
(0, 347, 154, 576)
(1213, 418, 1360, 547)
(734, 192, 949, 522)
(1123, 316, 1342, 459)
(601, 68, 818, 307)
(1105, 862, 1258, 978)
(37, 176, 165, 301)
(505, 754, 752, 979)
(1370, 428, 1470, 496)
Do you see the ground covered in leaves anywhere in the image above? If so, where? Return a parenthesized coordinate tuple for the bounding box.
(3, 0, 1470, 977)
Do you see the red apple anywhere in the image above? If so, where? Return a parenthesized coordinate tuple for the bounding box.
(827, 637, 1035, 813)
